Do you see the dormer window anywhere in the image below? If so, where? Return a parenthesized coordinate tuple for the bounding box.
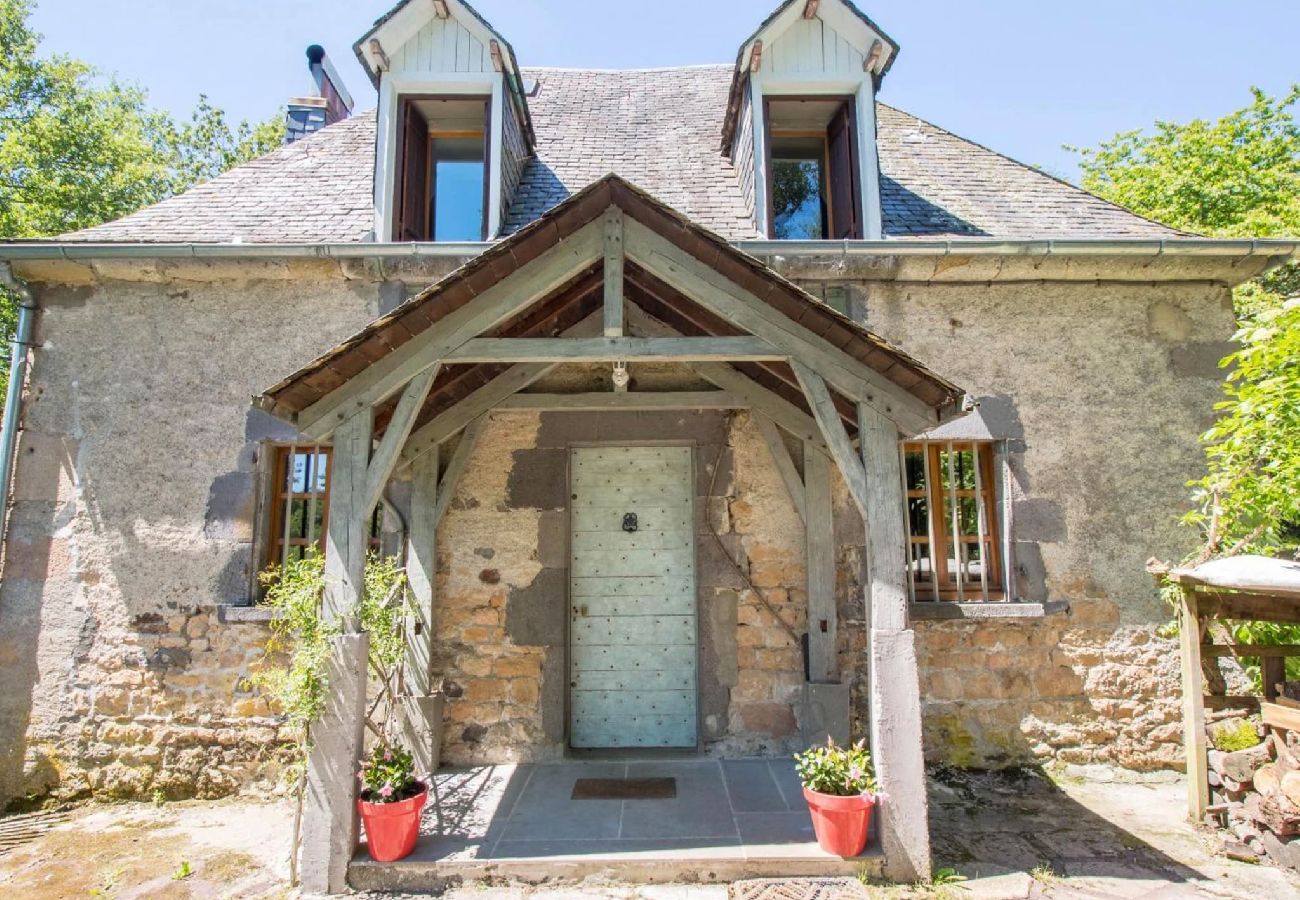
(720, 0, 898, 242)
(356, 0, 536, 244)
(766, 98, 861, 239)
(394, 97, 489, 241)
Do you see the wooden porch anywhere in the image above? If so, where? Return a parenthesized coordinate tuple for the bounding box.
(256, 174, 963, 892)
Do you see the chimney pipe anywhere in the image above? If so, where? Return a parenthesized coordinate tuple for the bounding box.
(285, 45, 354, 145)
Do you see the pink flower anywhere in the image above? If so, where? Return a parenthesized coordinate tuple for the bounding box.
(383, 749, 392, 762)
(379, 784, 394, 798)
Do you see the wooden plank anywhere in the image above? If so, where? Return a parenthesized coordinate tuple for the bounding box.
(444, 335, 782, 363)
(572, 530, 693, 551)
(572, 689, 695, 716)
(297, 220, 603, 438)
(572, 595, 698, 617)
(572, 506, 691, 533)
(431, 415, 486, 527)
(756, 414, 805, 524)
(1180, 590, 1210, 821)
(1197, 591, 1300, 626)
(860, 403, 908, 633)
(401, 311, 603, 463)
(403, 363, 554, 462)
(1203, 644, 1300, 659)
(571, 575, 694, 597)
(572, 616, 696, 646)
(571, 547, 694, 577)
(624, 217, 937, 435)
(1203, 695, 1261, 711)
(793, 361, 870, 520)
(363, 365, 438, 515)
(405, 445, 437, 695)
(572, 669, 694, 691)
(1263, 700, 1300, 733)
(571, 643, 697, 672)
(323, 411, 371, 627)
(604, 207, 625, 337)
(622, 301, 829, 453)
(571, 716, 695, 749)
(495, 391, 745, 411)
(805, 441, 836, 682)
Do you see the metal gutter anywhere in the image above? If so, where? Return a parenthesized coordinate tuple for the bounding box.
(0, 237, 1296, 262)
(0, 262, 37, 553)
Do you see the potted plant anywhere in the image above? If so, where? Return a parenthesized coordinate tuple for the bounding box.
(357, 742, 427, 862)
(794, 737, 879, 857)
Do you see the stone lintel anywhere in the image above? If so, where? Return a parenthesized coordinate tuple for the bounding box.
(909, 600, 1070, 621)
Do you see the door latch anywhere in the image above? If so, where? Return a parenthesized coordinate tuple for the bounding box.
(622, 512, 638, 533)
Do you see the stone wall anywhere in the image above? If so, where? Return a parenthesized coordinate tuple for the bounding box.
(0, 257, 1235, 803)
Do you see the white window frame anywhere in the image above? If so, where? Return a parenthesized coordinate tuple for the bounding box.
(374, 71, 505, 243)
(750, 72, 882, 240)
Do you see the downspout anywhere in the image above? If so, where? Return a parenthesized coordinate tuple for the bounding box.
(0, 262, 36, 551)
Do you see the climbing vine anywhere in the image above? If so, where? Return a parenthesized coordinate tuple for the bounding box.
(255, 551, 412, 771)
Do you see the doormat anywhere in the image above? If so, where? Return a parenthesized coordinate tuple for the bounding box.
(571, 777, 676, 800)
(729, 878, 867, 900)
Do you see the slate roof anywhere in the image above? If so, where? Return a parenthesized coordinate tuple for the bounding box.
(64, 65, 1178, 243)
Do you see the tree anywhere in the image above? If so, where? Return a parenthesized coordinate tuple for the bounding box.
(0, 0, 281, 394)
(1074, 86, 1300, 561)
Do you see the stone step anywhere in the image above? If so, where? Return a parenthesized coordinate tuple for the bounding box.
(349, 847, 886, 892)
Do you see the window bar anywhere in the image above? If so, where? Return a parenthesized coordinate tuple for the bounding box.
(998, 442, 1016, 602)
(946, 442, 965, 602)
(922, 446, 941, 602)
(280, 443, 297, 569)
(304, 447, 321, 561)
(972, 443, 991, 602)
(898, 441, 916, 604)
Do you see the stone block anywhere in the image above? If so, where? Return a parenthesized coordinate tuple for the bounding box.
(800, 681, 850, 748)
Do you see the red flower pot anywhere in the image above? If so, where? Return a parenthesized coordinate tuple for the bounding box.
(358, 782, 427, 862)
(802, 786, 876, 857)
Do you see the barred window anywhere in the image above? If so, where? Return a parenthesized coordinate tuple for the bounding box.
(904, 441, 1005, 602)
(264, 446, 381, 569)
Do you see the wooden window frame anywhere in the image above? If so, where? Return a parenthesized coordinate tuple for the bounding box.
(762, 95, 862, 240)
(392, 94, 492, 243)
(262, 444, 383, 576)
(903, 441, 1005, 602)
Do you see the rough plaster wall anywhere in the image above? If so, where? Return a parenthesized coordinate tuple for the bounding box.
(856, 279, 1236, 770)
(0, 268, 384, 802)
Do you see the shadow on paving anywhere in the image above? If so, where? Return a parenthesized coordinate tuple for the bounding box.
(927, 767, 1201, 887)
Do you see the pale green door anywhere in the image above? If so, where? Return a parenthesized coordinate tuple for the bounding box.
(569, 446, 697, 748)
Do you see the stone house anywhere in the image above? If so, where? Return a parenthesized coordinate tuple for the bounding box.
(0, 0, 1296, 890)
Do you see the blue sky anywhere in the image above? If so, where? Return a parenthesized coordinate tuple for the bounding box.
(31, 0, 1300, 181)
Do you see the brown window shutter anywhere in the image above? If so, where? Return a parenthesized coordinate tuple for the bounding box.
(394, 101, 430, 242)
(827, 102, 861, 239)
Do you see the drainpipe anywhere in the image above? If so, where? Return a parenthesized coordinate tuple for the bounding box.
(0, 262, 36, 550)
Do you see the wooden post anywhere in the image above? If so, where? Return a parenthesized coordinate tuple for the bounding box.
(300, 408, 372, 894)
(1179, 589, 1209, 821)
(603, 207, 624, 337)
(406, 445, 438, 695)
(323, 409, 372, 627)
(805, 442, 836, 683)
(859, 403, 932, 883)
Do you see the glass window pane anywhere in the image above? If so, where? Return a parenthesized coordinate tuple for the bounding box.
(908, 497, 929, 536)
(905, 451, 926, 491)
(432, 137, 485, 241)
(288, 499, 308, 540)
(288, 452, 308, 493)
(772, 158, 824, 240)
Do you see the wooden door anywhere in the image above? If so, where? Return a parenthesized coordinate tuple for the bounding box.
(569, 446, 697, 749)
(394, 101, 430, 242)
(827, 101, 861, 239)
